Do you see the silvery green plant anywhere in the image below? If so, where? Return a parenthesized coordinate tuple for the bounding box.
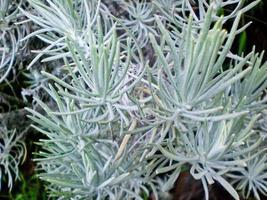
(25, 18, 150, 199)
(137, 6, 266, 199)
(0, 0, 29, 82)
(227, 148, 267, 200)
(20, 0, 113, 69)
(229, 52, 267, 112)
(114, 0, 158, 48)
(152, 118, 263, 200)
(0, 0, 28, 189)
(23, 0, 267, 200)
(20, 0, 259, 67)
(0, 127, 26, 190)
(157, 0, 260, 27)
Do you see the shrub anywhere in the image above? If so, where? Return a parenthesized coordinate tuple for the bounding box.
(1, 0, 267, 200)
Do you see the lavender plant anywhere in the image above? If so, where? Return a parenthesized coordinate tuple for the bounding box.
(0, 0, 29, 192)
(0, 128, 26, 190)
(227, 149, 267, 200)
(25, 18, 150, 199)
(1, 0, 266, 199)
(0, 0, 29, 82)
(20, 0, 113, 69)
(115, 0, 157, 48)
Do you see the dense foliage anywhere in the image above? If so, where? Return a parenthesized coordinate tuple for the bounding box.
(1, 0, 267, 200)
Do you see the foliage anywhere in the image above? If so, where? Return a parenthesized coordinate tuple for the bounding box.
(227, 149, 267, 200)
(0, 0, 29, 82)
(9, 174, 48, 200)
(0, 0, 267, 200)
(0, 128, 26, 190)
